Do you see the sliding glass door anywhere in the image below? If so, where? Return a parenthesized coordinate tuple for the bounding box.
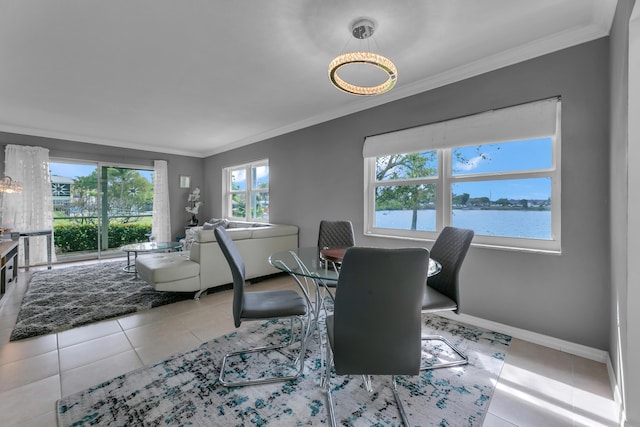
(50, 160, 154, 261)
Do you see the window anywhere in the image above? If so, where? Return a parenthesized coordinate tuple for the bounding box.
(49, 160, 155, 260)
(223, 159, 269, 222)
(364, 98, 561, 252)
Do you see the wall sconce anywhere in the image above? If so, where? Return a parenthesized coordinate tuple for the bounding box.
(179, 175, 191, 189)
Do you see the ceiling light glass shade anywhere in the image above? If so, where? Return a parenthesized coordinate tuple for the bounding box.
(0, 176, 23, 193)
(328, 51, 397, 96)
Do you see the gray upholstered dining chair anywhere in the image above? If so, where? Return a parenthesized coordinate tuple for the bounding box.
(317, 220, 356, 249)
(421, 226, 474, 370)
(317, 220, 356, 292)
(214, 226, 312, 387)
(324, 246, 430, 426)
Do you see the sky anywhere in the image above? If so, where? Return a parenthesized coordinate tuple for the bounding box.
(451, 138, 552, 200)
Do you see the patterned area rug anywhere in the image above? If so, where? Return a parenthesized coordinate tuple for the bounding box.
(10, 260, 193, 341)
(57, 313, 511, 426)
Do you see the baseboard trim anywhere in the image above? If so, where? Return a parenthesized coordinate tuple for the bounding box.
(437, 311, 609, 363)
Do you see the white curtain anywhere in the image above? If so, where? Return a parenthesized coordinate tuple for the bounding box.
(151, 160, 171, 242)
(3, 144, 56, 266)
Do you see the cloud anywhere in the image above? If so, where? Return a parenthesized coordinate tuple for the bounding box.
(454, 154, 487, 172)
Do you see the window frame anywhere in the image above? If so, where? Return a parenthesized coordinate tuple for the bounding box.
(364, 100, 561, 253)
(222, 159, 269, 223)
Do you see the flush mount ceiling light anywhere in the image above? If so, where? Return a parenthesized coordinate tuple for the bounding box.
(328, 18, 397, 96)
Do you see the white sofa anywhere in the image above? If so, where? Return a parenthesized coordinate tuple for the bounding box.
(136, 222, 299, 299)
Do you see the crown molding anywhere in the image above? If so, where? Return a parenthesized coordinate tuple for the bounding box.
(204, 15, 613, 157)
(0, 123, 202, 158)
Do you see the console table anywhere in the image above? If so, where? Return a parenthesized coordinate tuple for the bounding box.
(20, 229, 53, 271)
(0, 240, 19, 300)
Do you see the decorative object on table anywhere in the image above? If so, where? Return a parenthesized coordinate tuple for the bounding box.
(10, 260, 192, 341)
(328, 17, 397, 96)
(185, 186, 201, 226)
(56, 312, 511, 426)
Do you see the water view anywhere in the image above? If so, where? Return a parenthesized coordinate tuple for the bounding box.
(376, 209, 552, 240)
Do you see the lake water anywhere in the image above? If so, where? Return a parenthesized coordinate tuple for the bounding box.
(376, 209, 551, 239)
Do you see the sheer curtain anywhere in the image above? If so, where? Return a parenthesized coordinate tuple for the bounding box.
(151, 160, 171, 242)
(3, 144, 56, 266)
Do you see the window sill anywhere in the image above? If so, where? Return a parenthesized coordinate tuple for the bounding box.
(364, 231, 562, 255)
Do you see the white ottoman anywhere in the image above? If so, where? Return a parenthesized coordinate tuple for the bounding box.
(136, 252, 201, 297)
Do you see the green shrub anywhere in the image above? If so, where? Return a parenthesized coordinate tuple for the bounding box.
(54, 223, 152, 253)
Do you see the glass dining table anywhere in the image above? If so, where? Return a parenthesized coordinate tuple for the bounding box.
(269, 246, 442, 328)
(269, 246, 442, 282)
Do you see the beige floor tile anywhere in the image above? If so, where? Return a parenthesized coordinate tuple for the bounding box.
(489, 380, 575, 427)
(123, 316, 194, 347)
(0, 350, 59, 393)
(57, 319, 123, 348)
(0, 375, 60, 426)
(61, 349, 144, 396)
(0, 333, 57, 365)
(482, 412, 518, 426)
(133, 331, 201, 365)
(190, 319, 237, 343)
(572, 355, 613, 398)
(117, 306, 177, 330)
(0, 298, 22, 316)
(159, 298, 206, 316)
(572, 392, 619, 427)
(14, 410, 57, 427)
(173, 305, 231, 329)
(506, 338, 574, 384)
(0, 327, 13, 346)
(0, 316, 18, 331)
(496, 363, 574, 405)
(59, 331, 133, 371)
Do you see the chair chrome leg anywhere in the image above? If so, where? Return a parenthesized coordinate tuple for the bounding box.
(323, 343, 338, 427)
(420, 334, 468, 370)
(362, 375, 373, 393)
(325, 373, 412, 426)
(219, 315, 310, 387)
(391, 375, 411, 426)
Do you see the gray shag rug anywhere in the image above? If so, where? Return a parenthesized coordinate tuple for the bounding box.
(10, 260, 193, 341)
(57, 314, 511, 426)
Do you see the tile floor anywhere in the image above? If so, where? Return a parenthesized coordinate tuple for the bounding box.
(0, 261, 620, 427)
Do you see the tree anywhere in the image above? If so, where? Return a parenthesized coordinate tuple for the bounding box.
(71, 173, 99, 224)
(375, 152, 437, 230)
(452, 193, 470, 206)
(468, 197, 490, 207)
(106, 168, 153, 222)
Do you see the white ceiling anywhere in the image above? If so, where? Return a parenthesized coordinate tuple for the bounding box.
(0, 0, 617, 158)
